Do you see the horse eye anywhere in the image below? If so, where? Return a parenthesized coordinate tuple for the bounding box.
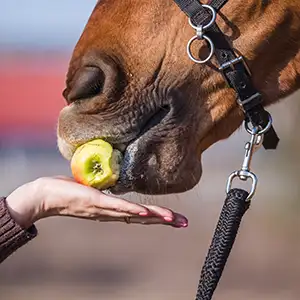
(66, 66, 105, 103)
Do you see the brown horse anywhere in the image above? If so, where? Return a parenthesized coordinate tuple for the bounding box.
(57, 0, 300, 195)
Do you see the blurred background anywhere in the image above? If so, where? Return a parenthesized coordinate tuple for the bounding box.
(0, 1, 300, 299)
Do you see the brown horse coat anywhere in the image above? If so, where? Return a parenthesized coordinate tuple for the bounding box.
(57, 0, 300, 194)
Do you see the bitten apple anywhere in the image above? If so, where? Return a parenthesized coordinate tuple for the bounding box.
(71, 139, 122, 190)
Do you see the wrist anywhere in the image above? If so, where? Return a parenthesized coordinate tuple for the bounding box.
(6, 180, 43, 229)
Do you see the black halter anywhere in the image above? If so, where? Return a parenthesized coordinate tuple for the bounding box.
(173, 0, 279, 150)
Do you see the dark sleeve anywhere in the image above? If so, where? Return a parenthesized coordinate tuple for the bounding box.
(0, 197, 38, 264)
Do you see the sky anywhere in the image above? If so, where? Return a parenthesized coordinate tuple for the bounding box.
(0, 1, 97, 50)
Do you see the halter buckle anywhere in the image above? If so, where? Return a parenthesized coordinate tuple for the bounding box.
(219, 56, 252, 76)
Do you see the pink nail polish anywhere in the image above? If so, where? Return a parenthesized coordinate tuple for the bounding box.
(174, 222, 188, 228)
(164, 217, 173, 222)
(139, 212, 148, 216)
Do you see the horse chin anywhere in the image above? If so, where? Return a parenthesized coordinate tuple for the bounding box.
(108, 133, 202, 195)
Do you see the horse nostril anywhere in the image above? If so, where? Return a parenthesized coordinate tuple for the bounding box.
(64, 54, 126, 105)
(66, 66, 105, 103)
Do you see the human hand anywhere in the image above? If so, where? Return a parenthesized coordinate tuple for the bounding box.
(5, 176, 188, 230)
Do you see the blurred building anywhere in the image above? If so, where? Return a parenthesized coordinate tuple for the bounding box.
(0, 1, 97, 149)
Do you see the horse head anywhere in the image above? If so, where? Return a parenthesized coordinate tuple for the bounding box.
(57, 0, 300, 195)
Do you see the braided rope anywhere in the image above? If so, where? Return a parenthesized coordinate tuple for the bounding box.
(195, 188, 250, 300)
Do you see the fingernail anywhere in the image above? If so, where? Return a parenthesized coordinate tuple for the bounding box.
(164, 216, 173, 222)
(139, 211, 149, 216)
(174, 220, 188, 228)
(174, 222, 188, 228)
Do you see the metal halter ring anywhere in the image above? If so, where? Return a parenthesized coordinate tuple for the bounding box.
(188, 5, 217, 31)
(187, 5, 216, 64)
(244, 112, 273, 136)
(187, 35, 215, 64)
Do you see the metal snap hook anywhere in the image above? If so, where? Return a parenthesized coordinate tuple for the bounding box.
(187, 34, 215, 64)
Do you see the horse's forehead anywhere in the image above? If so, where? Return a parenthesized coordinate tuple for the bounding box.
(70, 0, 299, 64)
(73, 1, 175, 52)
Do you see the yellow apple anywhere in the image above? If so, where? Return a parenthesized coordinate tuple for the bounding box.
(71, 139, 122, 190)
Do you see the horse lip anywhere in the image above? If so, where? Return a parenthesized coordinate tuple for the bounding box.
(110, 113, 170, 194)
(64, 104, 171, 194)
(110, 103, 170, 164)
(111, 142, 128, 153)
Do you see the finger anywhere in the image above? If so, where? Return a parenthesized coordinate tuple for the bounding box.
(92, 194, 151, 216)
(121, 214, 188, 227)
(88, 209, 139, 219)
(94, 214, 188, 228)
(170, 212, 189, 228)
(53, 176, 151, 216)
(143, 205, 176, 222)
(142, 207, 188, 227)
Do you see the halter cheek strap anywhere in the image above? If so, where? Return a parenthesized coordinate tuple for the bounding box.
(173, 0, 280, 150)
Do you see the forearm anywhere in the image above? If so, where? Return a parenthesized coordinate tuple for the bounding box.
(0, 197, 37, 264)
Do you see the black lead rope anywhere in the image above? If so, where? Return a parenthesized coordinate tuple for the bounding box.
(171, 0, 280, 299)
(195, 189, 250, 300)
